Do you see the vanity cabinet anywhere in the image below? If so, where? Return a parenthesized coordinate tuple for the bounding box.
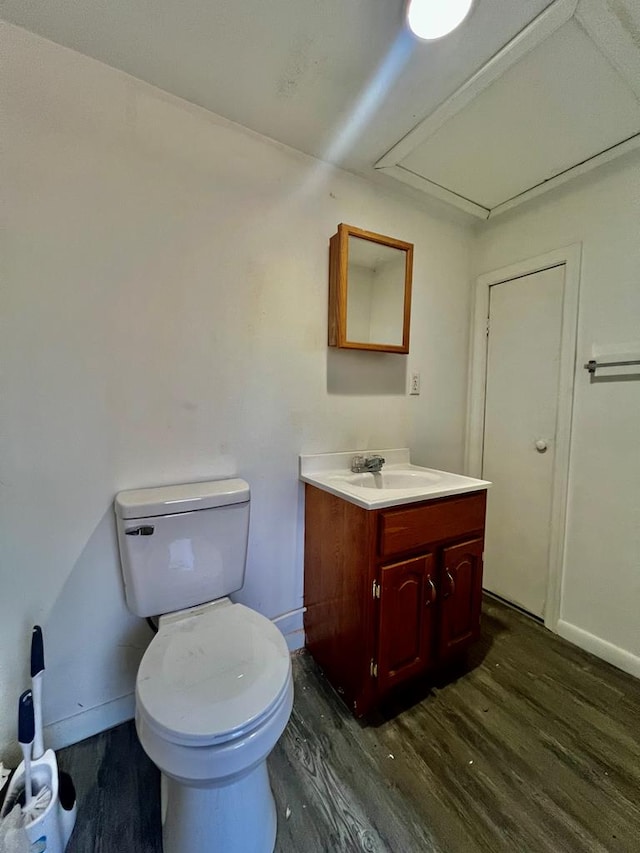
(303, 485, 486, 717)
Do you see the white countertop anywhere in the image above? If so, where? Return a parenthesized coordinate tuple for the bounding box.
(299, 449, 491, 510)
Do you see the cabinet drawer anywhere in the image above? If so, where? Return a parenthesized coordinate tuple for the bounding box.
(379, 492, 486, 557)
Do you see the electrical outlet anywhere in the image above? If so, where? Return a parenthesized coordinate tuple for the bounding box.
(410, 372, 421, 395)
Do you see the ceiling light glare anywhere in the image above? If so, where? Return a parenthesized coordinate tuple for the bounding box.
(406, 0, 474, 41)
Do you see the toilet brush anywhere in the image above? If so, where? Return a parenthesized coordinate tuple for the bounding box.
(30, 624, 76, 844)
(25, 627, 53, 821)
(17, 690, 52, 823)
(18, 692, 34, 812)
(31, 626, 45, 761)
(2, 627, 76, 852)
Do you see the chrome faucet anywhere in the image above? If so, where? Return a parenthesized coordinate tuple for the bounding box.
(351, 454, 386, 474)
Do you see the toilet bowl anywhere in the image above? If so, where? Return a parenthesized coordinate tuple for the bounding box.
(135, 599, 293, 853)
(114, 479, 294, 853)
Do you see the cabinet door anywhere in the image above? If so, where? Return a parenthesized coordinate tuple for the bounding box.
(377, 554, 436, 692)
(439, 538, 483, 658)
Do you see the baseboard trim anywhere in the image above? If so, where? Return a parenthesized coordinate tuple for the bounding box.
(556, 620, 640, 679)
(283, 628, 305, 652)
(44, 693, 135, 752)
(273, 610, 305, 652)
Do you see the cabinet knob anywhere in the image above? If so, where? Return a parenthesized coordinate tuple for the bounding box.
(426, 577, 436, 606)
(443, 569, 456, 598)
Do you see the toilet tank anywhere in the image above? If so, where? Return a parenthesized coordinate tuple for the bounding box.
(114, 479, 250, 617)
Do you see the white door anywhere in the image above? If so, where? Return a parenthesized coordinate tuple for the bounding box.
(482, 265, 564, 618)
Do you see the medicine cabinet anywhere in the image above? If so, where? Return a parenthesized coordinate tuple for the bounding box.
(328, 224, 413, 354)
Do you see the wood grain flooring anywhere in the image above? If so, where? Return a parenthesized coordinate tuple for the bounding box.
(59, 597, 640, 852)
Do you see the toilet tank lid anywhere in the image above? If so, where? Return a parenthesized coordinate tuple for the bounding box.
(115, 479, 250, 520)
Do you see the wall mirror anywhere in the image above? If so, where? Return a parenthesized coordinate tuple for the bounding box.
(328, 224, 413, 354)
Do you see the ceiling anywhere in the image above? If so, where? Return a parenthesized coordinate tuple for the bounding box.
(3, 0, 639, 218)
(377, 0, 640, 218)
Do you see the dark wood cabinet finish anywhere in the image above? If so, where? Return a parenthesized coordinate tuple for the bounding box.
(377, 554, 436, 692)
(440, 538, 483, 658)
(378, 494, 486, 557)
(303, 486, 486, 716)
(302, 484, 377, 715)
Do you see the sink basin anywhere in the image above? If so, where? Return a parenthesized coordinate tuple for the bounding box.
(340, 470, 442, 490)
(299, 449, 491, 510)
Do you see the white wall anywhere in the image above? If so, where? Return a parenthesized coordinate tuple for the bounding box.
(0, 23, 474, 760)
(474, 152, 640, 675)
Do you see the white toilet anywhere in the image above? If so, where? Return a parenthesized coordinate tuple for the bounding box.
(114, 479, 293, 853)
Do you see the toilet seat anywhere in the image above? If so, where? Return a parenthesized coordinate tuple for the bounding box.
(136, 600, 291, 748)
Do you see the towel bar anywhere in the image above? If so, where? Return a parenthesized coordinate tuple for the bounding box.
(584, 359, 640, 375)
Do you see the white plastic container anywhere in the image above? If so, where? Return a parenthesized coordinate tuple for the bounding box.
(0, 750, 76, 853)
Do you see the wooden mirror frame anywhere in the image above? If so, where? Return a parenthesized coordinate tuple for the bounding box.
(328, 223, 413, 354)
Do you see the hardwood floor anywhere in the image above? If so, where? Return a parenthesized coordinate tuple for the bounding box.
(59, 597, 640, 852)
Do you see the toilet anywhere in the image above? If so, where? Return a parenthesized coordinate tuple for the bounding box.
(114, 479, 293, 853)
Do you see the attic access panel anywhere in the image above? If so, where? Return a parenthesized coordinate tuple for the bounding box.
(376, 0, 640, 219)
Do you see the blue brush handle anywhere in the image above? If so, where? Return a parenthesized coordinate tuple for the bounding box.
(31, 625, 45, 678)
(18, 691, 35, 745)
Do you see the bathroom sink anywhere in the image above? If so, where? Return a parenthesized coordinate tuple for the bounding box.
(339, 470, 442, 490)
(300, 449, 491, 510)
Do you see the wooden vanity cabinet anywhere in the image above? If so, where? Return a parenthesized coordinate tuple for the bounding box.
(303, 485, 487, 717)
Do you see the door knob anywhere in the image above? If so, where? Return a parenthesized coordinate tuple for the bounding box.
(535, 439, 548, 453)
